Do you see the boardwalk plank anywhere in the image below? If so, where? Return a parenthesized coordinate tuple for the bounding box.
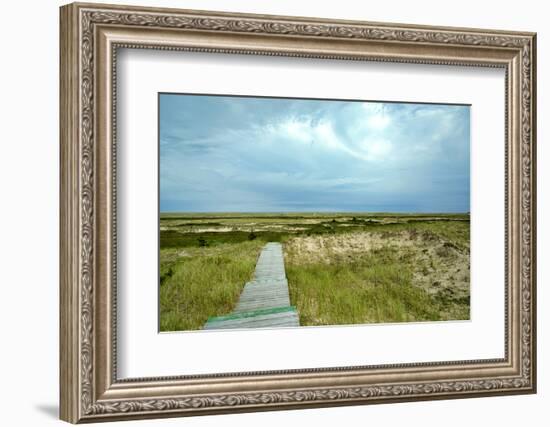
(204, 308, 299, 330)
(203, 242, 300, 330)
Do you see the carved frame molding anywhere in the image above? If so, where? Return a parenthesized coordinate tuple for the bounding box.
(60, 2, 536, 423)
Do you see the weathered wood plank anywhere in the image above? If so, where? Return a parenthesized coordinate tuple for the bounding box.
(204, 307, 299, 330)
(203, 242, 300, 330)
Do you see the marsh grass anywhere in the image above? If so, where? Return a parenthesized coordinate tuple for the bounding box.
(160, 229, 287, 248)
(159, 213, 470, 331)
(159, 240, 264, 331)
(286, 246, 443, 325)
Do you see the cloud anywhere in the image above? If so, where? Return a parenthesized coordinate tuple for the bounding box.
(362, 103, 391, 130)
(159, 94, 470, 213)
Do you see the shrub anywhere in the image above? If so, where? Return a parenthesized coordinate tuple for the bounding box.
(160, 267, 174, 286)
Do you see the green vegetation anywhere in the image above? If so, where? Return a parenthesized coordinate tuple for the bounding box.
(285, 234, 469, 325)
(159, 212, 470, 330)
(160, 229, 287, 248)
(159, 240, 264, 331)
(286, 247, 441, 325)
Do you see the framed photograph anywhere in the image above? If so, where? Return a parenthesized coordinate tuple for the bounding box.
(60, 2, 537, 423)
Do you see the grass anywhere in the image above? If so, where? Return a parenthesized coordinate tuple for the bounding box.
(159, 240, 264, 331)
(159, 212, 470, 331)
(160, 229, 288, 248)
(285, 245, 465, 326)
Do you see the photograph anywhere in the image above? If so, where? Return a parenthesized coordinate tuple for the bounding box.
(57, 3, 536, 422)
(158, 93, 471, 332)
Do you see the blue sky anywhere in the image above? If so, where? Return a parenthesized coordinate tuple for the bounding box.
(159, 94, 470, 213)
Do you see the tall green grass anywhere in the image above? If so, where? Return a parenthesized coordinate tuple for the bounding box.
(159, 241, 263, 331)
(159, 214, 470, 330)
(286, 246, 452, 326)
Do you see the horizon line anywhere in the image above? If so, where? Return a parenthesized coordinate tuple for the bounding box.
(159, 211, 471, 215)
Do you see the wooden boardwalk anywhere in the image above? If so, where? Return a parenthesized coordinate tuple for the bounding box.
(204, 242, 300, 330)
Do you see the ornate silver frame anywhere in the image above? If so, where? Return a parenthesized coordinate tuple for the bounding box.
(60, 2, 537, 423)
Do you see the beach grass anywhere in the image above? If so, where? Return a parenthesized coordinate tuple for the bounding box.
(159, 213, 470, 331)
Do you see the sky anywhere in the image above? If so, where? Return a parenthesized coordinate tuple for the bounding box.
(159, 93, 470, 213)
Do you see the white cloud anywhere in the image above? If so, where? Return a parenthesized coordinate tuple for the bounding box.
(362, 103, 391, 130)
(160, 94, 470, 212)
(268, 117, 374, 162)
(367, 112, 391, 130)
(280, 118, 311, 142)
(361, 138, 393, 160)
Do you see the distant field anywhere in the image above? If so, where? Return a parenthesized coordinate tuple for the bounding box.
(159, 213, 470, 331)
